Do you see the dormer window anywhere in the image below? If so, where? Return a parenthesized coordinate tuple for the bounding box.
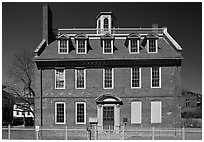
(101, 33, 114, 54)
(148, 39, 157, 53)
(58, 40, 68, 54)
(76, 39, 87, 54)
(103, 40, 113, 54)
(129, 39, 139, 54)
(126, 33, 140, 54)
(75, 34, 88, 54)
(147, 33, 158, 53)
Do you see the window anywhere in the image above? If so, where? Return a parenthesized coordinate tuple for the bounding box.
(186, 98, 190, 106)
(129, 39, 139, 53)
(104, 18, 109, 31)
(151, 67, 161, 88)
(148, 39, 157, 53)
(55, 102, 66, 124)
(131, 101, 142, 124)
(77, 39, 87, 54)
(103, 68, 114, 89)
(76, 102, 86, 124)
(75, 69, 86, 89)
(55, 69, 65, 89)
(151, 101, 162, 123)
(103, 40, 113, 54)
(58, 40, 68, 54)
(16, 111, 19, 116)
(131, 68, 141, 88)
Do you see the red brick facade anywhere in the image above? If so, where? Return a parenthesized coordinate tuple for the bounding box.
(34, 4, 183, 130)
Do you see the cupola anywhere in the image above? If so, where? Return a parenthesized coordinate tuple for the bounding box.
(96, 12, 113, 34)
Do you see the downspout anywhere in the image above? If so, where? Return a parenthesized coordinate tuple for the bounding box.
(40, 68, 43, 126)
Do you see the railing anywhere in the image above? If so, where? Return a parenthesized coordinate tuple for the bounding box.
(2, 125, 202, 140)
(54, 28, 164, 35)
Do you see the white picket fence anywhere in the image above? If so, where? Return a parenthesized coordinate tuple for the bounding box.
(2, 125, 202, 140)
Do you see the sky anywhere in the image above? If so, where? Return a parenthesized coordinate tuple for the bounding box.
(2, 2, 202, 93)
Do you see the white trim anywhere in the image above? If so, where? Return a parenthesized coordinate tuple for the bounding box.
(58, 40, 69, 54)
(103, 40, 113, 54)
(76, 40, 87, 54)
(103, 68, 114, 89)
(131, 68, 141, 89)
(55, 102, 66, 124)
(55, 69, 66, 89)
(75, 102, 86, 124)
(75, 69, 86, 89)
(147, 39, 158, 53)
(150, 67, 161, 88)
(163, 28, 182, 50)
(129, 39, 140, 54)
(57, 28, 164, 31)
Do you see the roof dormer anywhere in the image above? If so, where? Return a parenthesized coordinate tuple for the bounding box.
(96, 12, 113, 34)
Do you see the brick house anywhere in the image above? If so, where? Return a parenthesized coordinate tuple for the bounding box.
(34, 4, 183, 131)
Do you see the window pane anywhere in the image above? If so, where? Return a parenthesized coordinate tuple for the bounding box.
(131, 102, 142, 123)
(151, 101, 161, 123)
(152, 67, 160, 87)
(104, 18, 109, 31)
(56, 69, 65, 88)
(76, 69, 85, 88)
(59, 40, 68, 53)
(104, 68, 113, 88)
(130, 40, 138, 53)
(78, 40, 86, 53)
(132, 68, 140, 88)
(56, 103, 65, 123)
(104, 40, 112, 53)
(149, 39, 156, 52)
(77, 103, 85, 123)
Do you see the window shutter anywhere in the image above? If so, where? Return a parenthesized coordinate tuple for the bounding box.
(151, 101, 161, 123)
(131, 101, 142, 124)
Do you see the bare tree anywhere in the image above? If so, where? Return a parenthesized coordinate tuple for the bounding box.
(5, 49, 35, 125)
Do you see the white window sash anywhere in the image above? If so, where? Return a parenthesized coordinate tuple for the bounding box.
(131, 68, 141, 89)
(75, 102, 86, 124)
(147, 39, 158, 53)
(55, 69, 66, 89)
(75, 69, 86, 89)
(103, 68, 114, 89)
(129, 39, 140, 54)
(58, 40, 68, 54)
(151, 67, 161, 88)
(76, 40, 87, 54)
(55, 102, 66, 124)
(131, 101, 142, 124)
(151, 101, 162, 123)
(103, 40, 113, 54)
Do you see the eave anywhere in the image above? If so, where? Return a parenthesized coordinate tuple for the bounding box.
(34, 58, 182, 69)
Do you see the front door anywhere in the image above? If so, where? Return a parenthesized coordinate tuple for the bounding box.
(103, 106, 114, 130)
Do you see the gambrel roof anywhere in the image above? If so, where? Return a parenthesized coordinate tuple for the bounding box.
(34, 29, 182, 62)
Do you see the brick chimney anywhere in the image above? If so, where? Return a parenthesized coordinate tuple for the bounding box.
(42, 4, 53, 45)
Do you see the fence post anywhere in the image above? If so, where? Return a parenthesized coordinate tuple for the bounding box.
(152, 127, 155, 140)
(65, 125, 68, 140)
(94, 125, 97, 140)
(122, 125, 125, 140)
(35, 126, 39, 140)
(8, 124, 11, 140)
(182, 127, 185, 140)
